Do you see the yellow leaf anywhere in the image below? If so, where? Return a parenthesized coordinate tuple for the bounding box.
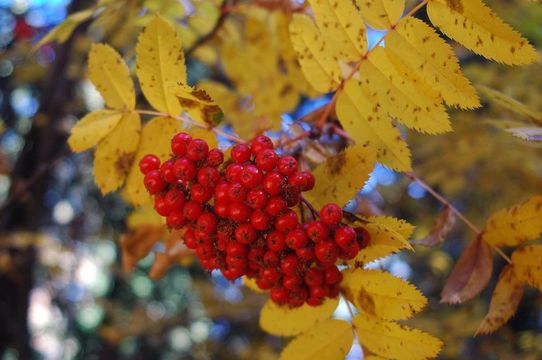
(355, 0, 405, 29)
(124, 117, 181, 206)
(175, 85, 224, 126)
(476, 265, 524, 335)
(35, 9, 94, 48)
(336, 78, 412, 172)
(259, 297, 338, 337)
(289, 14, 341, 93)
(68, 110, 123, 153)
(308, 0, 367, 61)
(365, 47, 451, 134)
(511, 245, 542, 290)
(243, 277, 265, 293)
(385, 18, 479, 109)
(88, 43, 135, 110)
(94, 111, 141, 194)
(481, 196, 542, 247)
(342, 269, 427, 320)
(354, 313, 443, 360)
(305, 145, 376, 210)
(136, 15, 186, 115)
(279, 319, 353, 360)
(127, 205, 165, 228)
(478, 85, 542, 126)
(427, 0, 538, 65)
(348, 216, 414, 265)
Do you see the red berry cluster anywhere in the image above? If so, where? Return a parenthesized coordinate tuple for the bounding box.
(139, 133, 370, 307)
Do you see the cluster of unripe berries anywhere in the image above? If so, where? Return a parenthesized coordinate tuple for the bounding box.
(139, 133, 370, 307)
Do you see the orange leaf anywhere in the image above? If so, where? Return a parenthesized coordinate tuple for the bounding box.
(441, 237, 493, 304)
(149, 229, 191, 279)
(476, 265, 524, 335)
(416, 205, 456, 247)
(120, 225, 165, 272)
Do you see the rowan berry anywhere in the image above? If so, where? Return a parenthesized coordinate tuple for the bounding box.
(139, 154, 160, 174)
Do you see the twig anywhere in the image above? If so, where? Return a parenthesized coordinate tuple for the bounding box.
(185, 0, 233, 57)
(300, 196, 318, 219)
(405, 172, 513, 264)
(135, 109, 245, 144)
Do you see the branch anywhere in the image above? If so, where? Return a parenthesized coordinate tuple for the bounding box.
(185, 0, 234, 57)
(405, 172, 513, 264)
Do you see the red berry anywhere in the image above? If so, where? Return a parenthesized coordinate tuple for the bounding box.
(355, 226, 371, 249)
(174, 158, 197, 181)
(240, 165, 263, 189)
(266, 196, 288, 216)
(289, 171, 315, 191)
(310, 285, 328, 299)
(306, 221, 330, 243)
(227, 182, 247, 202)
(206, 148, 224, 167)
(324, 266, 343, 285)
(334, 226, 357, 248)
(270, 287, 288, 304)
(197, 166, 220, 188)
(214, 201, 229, 218)
(255, 149, 278, 171)
(339, 242, 360, 260)
(283, 185, 301, 207)
(283, 273, 303, 290)
(228, 202, 252, 222)
(167, 210, 185, 228)
(266, 230, 286, 252)
(154, 194, 171, 216)
(226, 242, 248, 258)
(263, 250, 279, 266)
(171, 132, 192, 156)
(315, 241, 339, 265)
(165, 188, 186, 210)
(246, 188, 268, 209)
(144, 170, 165, 194)
(275, 210, 299, 232)
(307, 297, 323, 306)
(296, 246, 315, 261)
(160, 159, 177, 183)
(225, 163, 243, 182)
(304, 268, 324, 287)
(184, 227, 197, 249)
(263, 172, 285, 195)
(320, 203, 343, 226)
(251, 209, 271, 230)
(286, 228, 308, 250)
(256, 277, 273, 290)
(139, 154, 160, 174)
(250, 135, 274, 155)
(288, 287, 309, 307)
(186, 139, 209, 161)
(278, 156, 297, 176)
(231, 144, 251, 163)
(191, 183, 213, 203)
(262, 267, 282, 282)
(197, 212, 218, 233)
(280, 254, 300, 275)
(214, 182, 229, 202)
(183, 200, 202, 221)
(235, 223, 257, 244)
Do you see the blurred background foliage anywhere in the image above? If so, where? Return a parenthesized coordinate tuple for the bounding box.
(0, 0, 540, 359)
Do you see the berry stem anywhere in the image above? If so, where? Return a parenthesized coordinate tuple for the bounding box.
(135, 109, 246, 144)
(300, 196, 318, 219)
